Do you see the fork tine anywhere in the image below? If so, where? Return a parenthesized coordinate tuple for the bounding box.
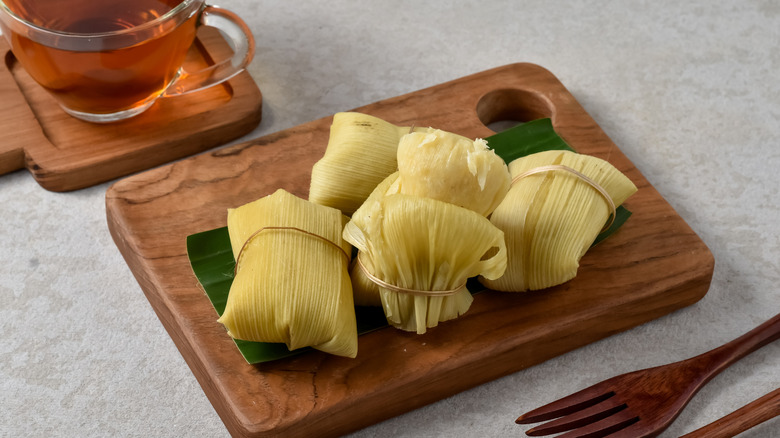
(516, 383, 616, 424)
(551, 409, 639, 438)
(524, 396, 627, 436)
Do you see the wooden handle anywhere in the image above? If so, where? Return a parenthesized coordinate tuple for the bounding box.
(687, 312, 780, 390)
(706, 312, 780, 370)
(680, 387, 780, 438)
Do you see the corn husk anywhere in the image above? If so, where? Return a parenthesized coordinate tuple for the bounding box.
(344, 172, 400, 307)
(481, 150, 637, 292)
(344, 194, 507, 334)
(396, 128, 511, 216)
(309, 112, 416, 215)
(347, 128, 510, 312)
(218, 189, 358, 358)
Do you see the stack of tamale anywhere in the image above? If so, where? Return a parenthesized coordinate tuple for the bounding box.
(217, 113, 638, 358)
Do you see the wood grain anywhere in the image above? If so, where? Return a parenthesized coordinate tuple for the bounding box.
(105, 63, 715, 437)
(517, 313, 780, 437)
(0, 27, 262, 192)
(681, 387, 780, 438)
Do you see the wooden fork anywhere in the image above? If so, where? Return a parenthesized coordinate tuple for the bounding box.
(516, 312, 780, 438)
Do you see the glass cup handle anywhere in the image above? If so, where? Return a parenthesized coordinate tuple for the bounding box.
(163, 5, 255, 97)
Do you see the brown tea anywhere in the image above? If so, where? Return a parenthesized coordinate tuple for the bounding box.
(3, 0, 199, 115)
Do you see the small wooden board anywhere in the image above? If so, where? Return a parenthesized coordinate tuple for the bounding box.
(0, 27, 262, 192)
(106, 63, 714, 437)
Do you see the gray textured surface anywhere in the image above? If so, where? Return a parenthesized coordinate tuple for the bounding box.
(2, 1, 779, 437)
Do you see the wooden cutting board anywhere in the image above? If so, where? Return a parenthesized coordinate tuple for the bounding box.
(0, 27, 262, 192)
(106, 63, 714, 438)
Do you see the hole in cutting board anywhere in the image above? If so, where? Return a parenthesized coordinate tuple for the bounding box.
(477, 88, 553, 133)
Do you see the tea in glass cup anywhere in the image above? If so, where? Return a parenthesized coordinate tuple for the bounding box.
(0, 0, 254, 123)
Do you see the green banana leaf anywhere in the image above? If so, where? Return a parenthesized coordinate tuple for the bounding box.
(186, 118, 632, 364)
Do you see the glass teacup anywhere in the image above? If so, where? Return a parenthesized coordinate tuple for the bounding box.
(0, 0, 254, 123)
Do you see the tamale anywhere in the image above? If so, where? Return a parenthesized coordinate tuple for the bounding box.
(344, 172, 401, 307)
(344, 194, 507, 334)
(347, 128, 511, 311)
(218, 189, 358, 358)
(309, 112, 417, 215)
(396, 128, 511, 216)
(481, 150, 637, 292)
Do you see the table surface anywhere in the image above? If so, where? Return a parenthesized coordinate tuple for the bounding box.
(2, 1, 778, 437)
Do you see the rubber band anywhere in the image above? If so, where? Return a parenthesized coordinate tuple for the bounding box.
(511, 164, 617, 231)
(234, 226, 350, 276)
(356, 252, 466, 297)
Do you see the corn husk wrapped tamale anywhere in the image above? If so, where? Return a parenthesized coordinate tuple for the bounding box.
(344, 128, 510, 332)
(348, 129, 510, 307)
(395, 128, 511, 217)
(480, 150, 637, 292)
(309, 112, 417, 215)
(343, 193, 507, 334)
(218, 189, 358, 358)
